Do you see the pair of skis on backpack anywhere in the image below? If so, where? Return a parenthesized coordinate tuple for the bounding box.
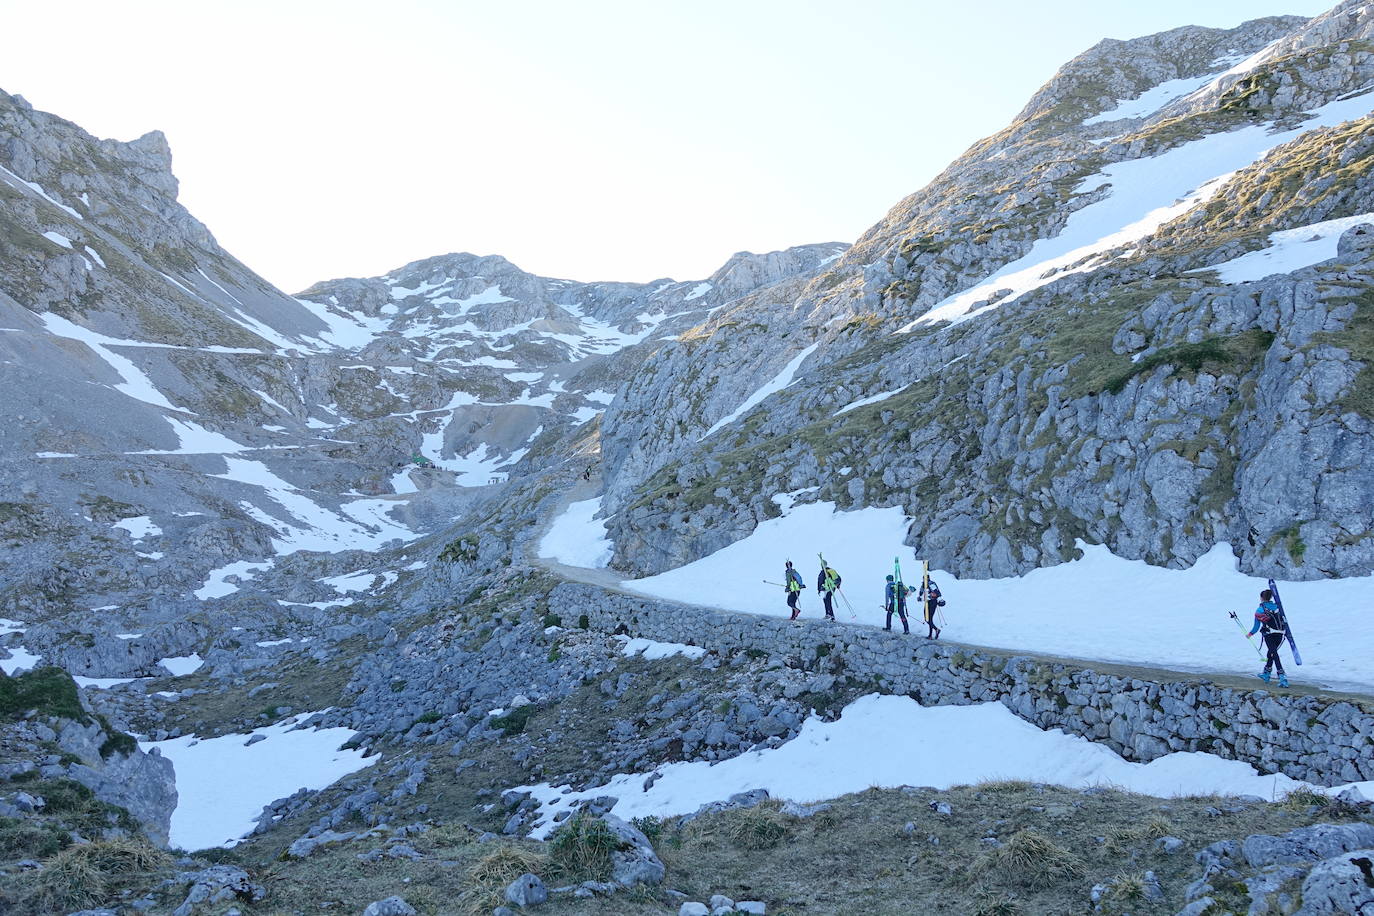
(1228, 577, 1301, 687)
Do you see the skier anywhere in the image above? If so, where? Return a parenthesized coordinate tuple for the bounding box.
(1248, 588, 1290, 688)
(883, 574, 911, 634)
(919, 577, 944, 639)
(784, 561, 805, 620)
(817, 562, 842, 620)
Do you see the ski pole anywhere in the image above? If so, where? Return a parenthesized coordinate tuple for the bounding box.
(835, 587, 857, 620)
(1229, 611, 1264, 658)
(762, 580, 786, 587)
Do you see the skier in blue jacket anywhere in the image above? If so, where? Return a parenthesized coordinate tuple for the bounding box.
(883, 574, 911, 634)
(1248, 589, 1289, 688)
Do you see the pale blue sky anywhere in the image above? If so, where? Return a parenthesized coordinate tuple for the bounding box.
(0, 0, 1337, 291)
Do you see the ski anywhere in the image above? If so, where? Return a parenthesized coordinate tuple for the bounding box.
(921, 559, 931, 628)
(1228, 610, 1265, 659)
(893, 556, 908, 625)
(1267, 578, 1303, 665)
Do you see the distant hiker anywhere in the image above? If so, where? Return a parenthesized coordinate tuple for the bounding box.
(919, 578, 944, 639)
(1249, 589, 1290, 688)
(784, 561, 805, 620)
(883, 574, 911, 634)
(582, 465, 593, 481)
(817, 563, 842, 620)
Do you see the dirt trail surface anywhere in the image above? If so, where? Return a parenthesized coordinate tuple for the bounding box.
(530, 482, 1372, 705)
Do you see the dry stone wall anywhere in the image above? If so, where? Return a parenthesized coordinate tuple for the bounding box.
(553, 582, 1374, 787)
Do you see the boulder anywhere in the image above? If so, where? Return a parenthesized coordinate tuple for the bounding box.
(360, 897, 416, 916)
(1295, 848, 1374, 914)
(504, 873, 548, 907)
(602, 814, 665, 888)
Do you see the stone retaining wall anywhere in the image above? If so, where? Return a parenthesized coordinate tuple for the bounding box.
(552, 582, 1374, 787)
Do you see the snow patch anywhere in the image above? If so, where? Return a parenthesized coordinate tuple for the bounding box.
(1083, 72, 1224, 125)
(1202, 211, 1374, 283)
(835, 384, 910, 416)
(617, 636, 707, 661)
(214, 459, 419, 554)
(114, 516, 161, 540)
(39, 313, 179, 411)
(74, 676, 140, 689)
(195, 561, 272, 601)
(539, 497, 615, 568)
(703, 343, 819, 438)
(142, 713, 376, 850)
(133, 418, 248, 455)
(0, 646, 41, 675)
(160, 654, 204, 677)
(513, 694, 1360, 838)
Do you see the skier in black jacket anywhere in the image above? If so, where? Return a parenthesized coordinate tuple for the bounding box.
(919, 578, 943, 639)
(1248, 589, 1290, 688)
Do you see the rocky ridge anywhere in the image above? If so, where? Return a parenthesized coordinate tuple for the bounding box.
(2, 4, 1374, 914)
(599, 3, 1374, 579)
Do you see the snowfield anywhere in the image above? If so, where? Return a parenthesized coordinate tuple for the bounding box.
(1203, 211, 1374, 283)
(142, 714, 376, 850)
(515, 694, 1374, 838)
(539, 498, 1374, 693)
(539, 497, 614, 568)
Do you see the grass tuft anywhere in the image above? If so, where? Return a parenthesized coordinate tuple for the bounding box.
(28, 838, 171, 914)
(972, 829, 1084, 889)
(456, 844, 549, 916)
(723, 800, 791, 850)
(971, 887, 1024, 915)
(549, 813, 623, 881)
(1106, 871, 1146, 902)
(0, 667, 89, 723)
(1104, 815, 1175, 854)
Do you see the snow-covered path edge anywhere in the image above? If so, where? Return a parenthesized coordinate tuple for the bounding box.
(536, 494, 1374, 696)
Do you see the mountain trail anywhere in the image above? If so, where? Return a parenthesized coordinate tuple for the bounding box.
(529, 477, 1373, 703)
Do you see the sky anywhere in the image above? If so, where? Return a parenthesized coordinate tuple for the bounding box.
(0, 0, 1337, 292)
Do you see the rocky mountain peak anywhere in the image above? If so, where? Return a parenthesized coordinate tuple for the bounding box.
(707, 243, 848, 301)
(1012, 15, 1307, 129)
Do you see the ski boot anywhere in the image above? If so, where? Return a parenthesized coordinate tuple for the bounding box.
(1257, 671, 1271, 684)
(1278, 674, 1289, 688)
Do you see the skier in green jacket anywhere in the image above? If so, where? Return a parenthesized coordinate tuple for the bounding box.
(817, 563, 841, 620)
(784, 561, 805, 620)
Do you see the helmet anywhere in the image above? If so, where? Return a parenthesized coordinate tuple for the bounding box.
(885, 574, 893, 581)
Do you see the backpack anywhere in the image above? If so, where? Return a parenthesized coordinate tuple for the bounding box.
(1258, 602, 1286, 635)
(823, 568, 841, 592)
